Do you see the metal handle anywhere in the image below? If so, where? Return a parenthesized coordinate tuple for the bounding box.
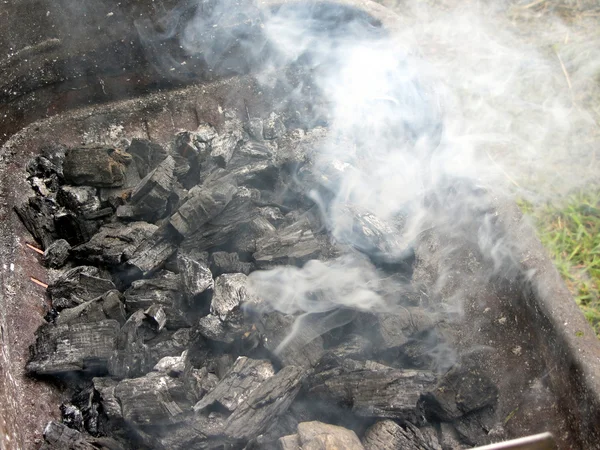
(472, 433, 556, 450)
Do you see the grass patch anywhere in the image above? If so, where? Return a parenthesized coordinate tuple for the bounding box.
(520, 191, 600, 336)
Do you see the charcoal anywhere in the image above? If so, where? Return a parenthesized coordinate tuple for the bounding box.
(169, 182, 237, 238)
(375, 308, 437, 350)
(278, 434, 301, 450)
(257, 312, 325, 369)
(275, 127, 327, 167)
(197, 313, 244, 344)
(48, 266, 116, 310)
(453, 407, 497, 446)
(116, 155, 175, 222)
(98, 160, 142, 208)
(126, 224, 181, 277)
(258, 206, 286, 227)
(153, 350, 187, 377)
(438, 423, 464, 450)
(263, 112, 286, 140)
(43, 238, 71, 268)
(175, 127, 215, 163)
(210, 251, 253, 276)
(93, 377, 123, 422)
(194, 357, 275, 413)
(68, 385, 102, 436)
(211, 273, 259, 318)
(180, 187, 261, 253)
(63, 146, 132, 187)
(40, 421, 96, 450)
(30, 176, 52, 197)
(177, 254, 214, 305)
(146, 328, 193, 365)
(60, 403, 84, 431)
(127, 138, 168, 178)
(254, 218, 322, 267)
(56, 290, 126, 326)
(145, 304, 168, 332)
(27, 145, 65, 179)
(362, 420, 442, 450)
(71, 222, 158, 266)
(54, 209, 102, 245)
(210, 117, 244, 167)
(27, 320, 120, 375)
(228, 141, 279, 188)
(321, 334, 372, 361)
(419, 364, 498, 422)
(232, 216, 277, 254)
(153, 413, 229, 450)
(57, 185, 101, 215)
(296, 421, 364, 450)
(124, 271, 190, 330)
(224, 365, 305, 441)
(245, 118, 264, 141)
(115, 372, 195, 428)
(83, 207, 114, 220)
(308, 359, 436, 422)
(15, 196, 58, 248)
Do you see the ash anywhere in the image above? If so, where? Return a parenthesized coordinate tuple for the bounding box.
(18, 111, 500, 450)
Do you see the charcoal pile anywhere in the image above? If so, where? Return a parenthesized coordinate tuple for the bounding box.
(18, 111, 502, 450)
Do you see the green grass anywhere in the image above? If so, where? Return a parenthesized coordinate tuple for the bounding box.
(521, 191, 600, 336)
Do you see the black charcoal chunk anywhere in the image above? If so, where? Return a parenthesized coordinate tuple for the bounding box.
(117, 155, 175, 222)
(263, 112, 286, 140)
(376, 308, 437, 350)
(127, 138, 169, 179)
(153, 350, 187, 377)
(180, 187, 260, 253)
(276, 127, 327, 167)
(321, 334, 372, 361)
(115, 372, 195, 427)
(63, 146, 132, 187)
(48, 266, 116, 310)
(126, 224, 180, 277)
(177, 254, 214, 305)
(211, 273, 259, 318)
(362, 420, 442, 450)
(98, 160, 142, 208)
(169, 182, 237, 237)
(40, 421, 96, 450)
(211, 117, 244, 166)
(210, 252, 253, 276)
(15, 196, 58, 248)
(53, 209, 101, 245)
(92, 377, 123, 422)
(194, 357, 275, 412)
(43, 239, 71, 269)
(232, 216, 276, 254)
(419, 364, 498, 422)
(309, 359, 436, 422)
(27, 320, 120, 375)
(71, 222, 158, 266)
(145, 304, 168, 332)
(57, 185, 101, 215)
(254, 219, 322, 267)
(297, 421, 364, 450)
(124, 271, 190, 330)
(245, 118, 264, 141)
(257, 312, 324, 369)
(56, 290, 126, 326)
(228, 141, 279, 188)
(224, 365, 305, 441)
(197, 313, 246, 345)
(27, 144, 65, 179)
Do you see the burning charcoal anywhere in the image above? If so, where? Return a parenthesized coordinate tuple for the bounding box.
(211, 273, 259, 318)
(296, 421, 364, 450)
(27, 320, 120, 375)
(210, 117, 244, 167)
(56, 290, 126, 326)
(419, 364, 498, 422)
(27, 144, 65, 180)
(153, 351, 187, 377)
(114, 372, 195, 427)
(40, 421, 96, 450)
(47, 266, 116, 310)
(53, 209, 101, 245)
(176, 126, 216, 162)
(224, 365, 305, 441)
(57, 185, 101, 215)
(15, 196, 58, 248)
(194, 357, 275, 413)
(210, 251, 253, 276)
(228, 141, 279, 188)
(145, 304, 168, 332)
(177, 254, 214, 305)
(63, 146, 132, 187)
(257, 312, 325, 369)
(126, 224, 181, 277)
(127, 138, 168, 178)
(180, 187, 260, 253)
(197, 313, 243, 344)
(98, 161, 142, 208)
(308, 359, 436, 422)
(124, 270, 190, 330)
(278, 434, 301, 450)
(362, 420, 442, 450)
(43, 238, 71, 269)
(374, 308, 437, 350)
(93, 377, 123, 422)
(116, 155, 175, 222)
(232, 216, 277, 254)
(254, 218, 322, 268)
(321, 334, 372, 361)
(169, 182, 237, 238)
(263, 112, 286, 140)
(276, 127, 327, 167)
(71, 222, 158, 266)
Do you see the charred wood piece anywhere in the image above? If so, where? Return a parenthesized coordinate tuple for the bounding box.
(15, 196, 58, 249)
(56, 290, 126, 326)
(296, 421, 364, 450)
(127, 138, 168, 179)
(57, 185, 101, 215)
(209, 251, 254, 276)
(177, 254, 214, 306)
(63, 146, 132, 187)
(125, 224, 181, 277)
(43, 238, 71, 269)
(47, 266, 116, 310)
(362, 420, 442, 450)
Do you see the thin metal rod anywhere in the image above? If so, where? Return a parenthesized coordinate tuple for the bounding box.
(473, 433, 555, 450)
